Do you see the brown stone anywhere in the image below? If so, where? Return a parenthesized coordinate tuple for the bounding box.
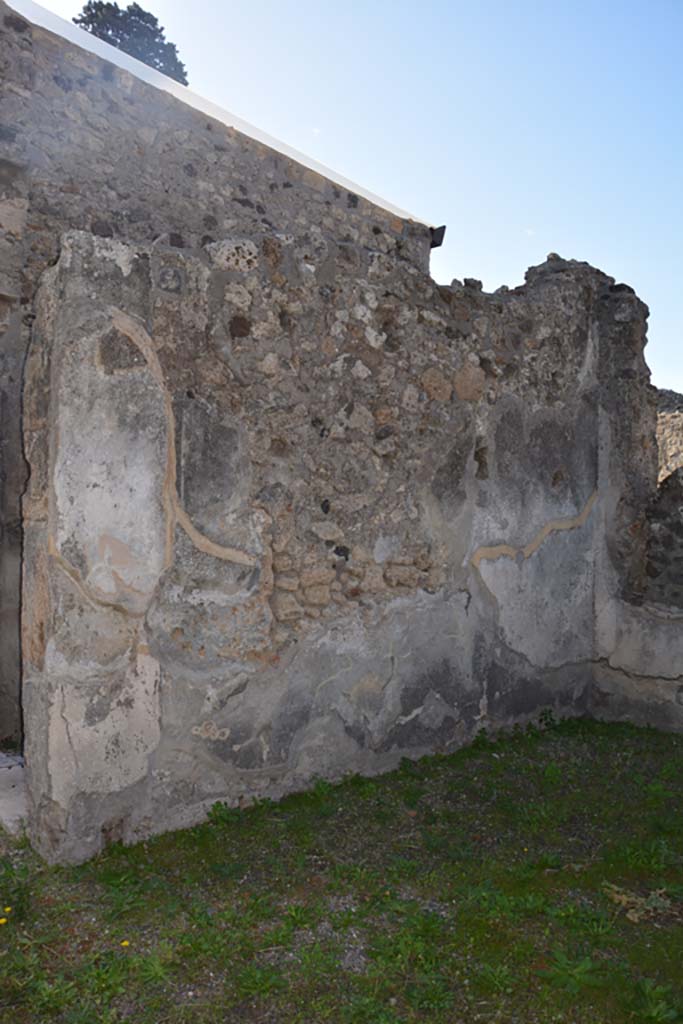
(302, 584, 331, 606)
(453, 363, 486, 402)
(384, 564, 421, 588)
(272, 553, 294, 572)
(420, 367, 452, 402)
(360, 565, 386, 593)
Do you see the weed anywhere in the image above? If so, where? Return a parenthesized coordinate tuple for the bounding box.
(207, 801, 240, 826)
(134, 943, 174, 986)
(539, 708, 558, 730)
(405, 973, 454, 1010)
(542, 762, 564, 788)
(478, 961, 514, 993)
(234, 963, 286, 999)
(285, 903, 314, 928)
(632, 979, 681, 1022)
(0, 857, 31, 920)
(541, 949, 602, 994)
(342, 994, 401, 1024)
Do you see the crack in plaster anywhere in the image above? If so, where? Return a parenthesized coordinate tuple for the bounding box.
(59, 686, 78, 784)
(598, 657, 683, 685)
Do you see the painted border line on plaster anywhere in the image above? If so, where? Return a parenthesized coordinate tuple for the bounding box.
(8, 0, 433, 227)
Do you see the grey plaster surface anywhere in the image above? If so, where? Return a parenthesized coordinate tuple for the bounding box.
(0, 753, 27, 836)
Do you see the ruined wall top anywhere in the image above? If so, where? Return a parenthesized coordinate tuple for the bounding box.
(4, 0, 433, 227)
(0, 0, 434, 295)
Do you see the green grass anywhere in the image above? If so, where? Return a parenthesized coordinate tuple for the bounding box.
(2, 717, 683, 1022)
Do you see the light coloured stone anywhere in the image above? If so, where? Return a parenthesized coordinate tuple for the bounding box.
(403, 385, 419, 411)
(303, 584, 331, 606)
(207, 238, 259, 272)
(301, 566, 336, 587)
(311, 521, 344, 542)
(271, 591, 303, 622)
(0, 197, 28, 237)
(351, 360, 372, 380)
(257, 353, 280, 375)
(275, 574, 299, 591)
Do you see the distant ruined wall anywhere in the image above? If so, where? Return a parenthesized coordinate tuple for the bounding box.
(639, 392, 683, 609)
(643, 469, 683, 608)
(657, 389, 683, 481)
(1, 2, 682, 863)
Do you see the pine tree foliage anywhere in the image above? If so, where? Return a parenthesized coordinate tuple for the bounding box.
(73, 2, 188, 85)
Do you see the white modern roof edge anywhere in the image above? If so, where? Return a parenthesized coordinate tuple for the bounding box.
(8, 0, 433, 226)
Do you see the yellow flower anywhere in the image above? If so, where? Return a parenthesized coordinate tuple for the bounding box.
(0, 918, 7, 926)
(3, 907, 10, 913)
(120, 939, 130, 947)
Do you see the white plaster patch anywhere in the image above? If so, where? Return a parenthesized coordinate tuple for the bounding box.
(52, 317, 169, 614)
(96, 237, 138, 277)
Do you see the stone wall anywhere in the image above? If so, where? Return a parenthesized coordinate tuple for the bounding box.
(2, 2, 683, 863)
(635, 393, 683, 609)
(0, 0, 430, 749)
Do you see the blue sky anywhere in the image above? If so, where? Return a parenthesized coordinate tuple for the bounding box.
(31, 0, 682, 390)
